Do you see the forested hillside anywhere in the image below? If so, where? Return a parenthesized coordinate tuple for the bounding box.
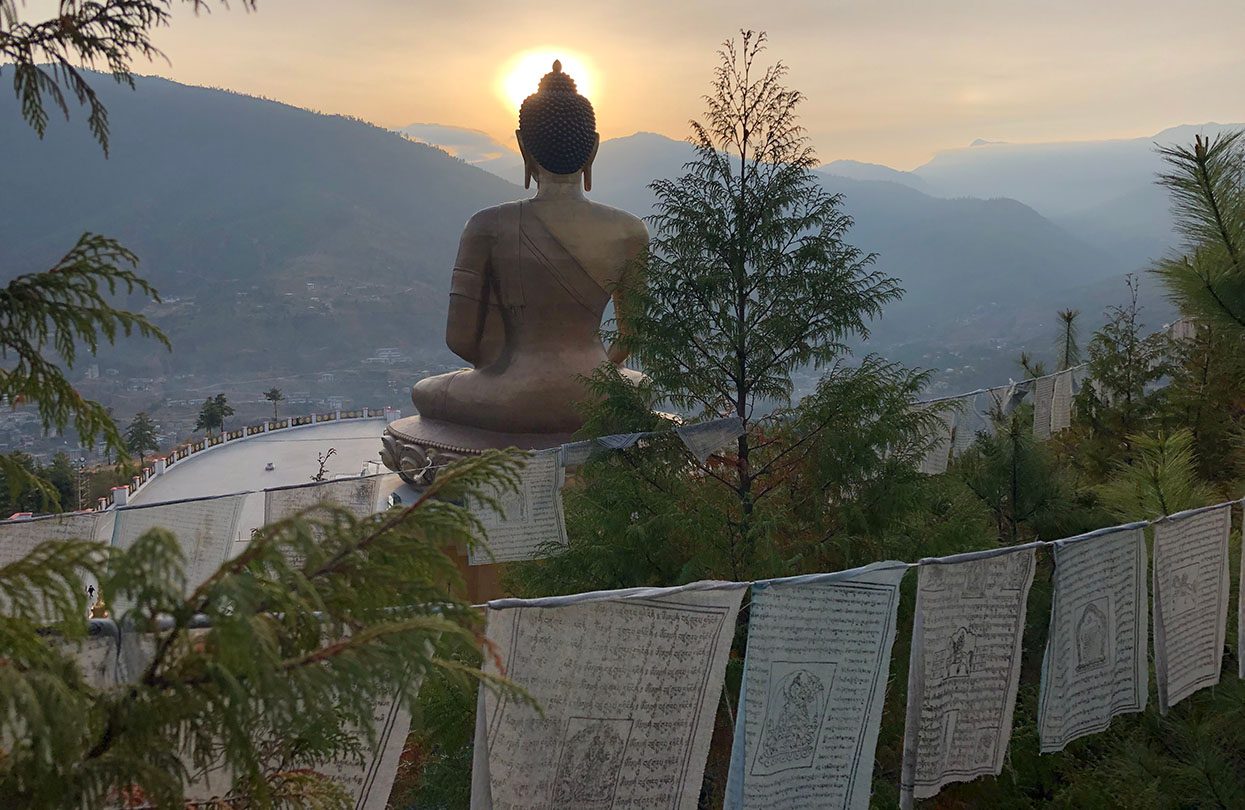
(0, 74, 523, 378)
(2, 76, 1168, 392)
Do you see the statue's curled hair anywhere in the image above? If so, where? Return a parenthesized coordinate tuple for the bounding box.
(519, 61, 596, 175)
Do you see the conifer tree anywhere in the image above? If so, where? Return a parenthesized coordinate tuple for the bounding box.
(0, 450, 524, 808)
(1096, 430, 1214, 519)
(1162, 321, 1245, 481)
(1078, 276, 1173, 471)
(0, 2, 259, 495)
(955, 408, 1084, 543)
(595, 30, 913, 579)
(1153, 130, 1245, 334)
(46, 451, 78, 509)
(1056, 308, 1080, 370)
(3, 5, 520, 807)
(124, 412, 160, 466)
(195, 394, 234, 437)
(263, 387, 284, 420)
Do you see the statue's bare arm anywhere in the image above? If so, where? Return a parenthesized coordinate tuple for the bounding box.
(607, 218, 650, 366)
(446, 212, 503, 367)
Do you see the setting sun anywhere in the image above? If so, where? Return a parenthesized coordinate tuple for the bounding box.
(497, 49, 597, 113)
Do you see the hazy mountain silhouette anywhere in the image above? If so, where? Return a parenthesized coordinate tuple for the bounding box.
(586, 132, 1136, 354)
(397, 123, 524, 185)
(819, 159, 928, 191)
(910, 124, 1244, 269)
(0, 77, 1177, 391)
(0, 75, 523, 378)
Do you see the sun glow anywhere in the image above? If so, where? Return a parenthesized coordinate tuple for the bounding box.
(498, 49, 597, 113)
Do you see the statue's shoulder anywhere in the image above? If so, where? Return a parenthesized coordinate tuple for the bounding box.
(586, 200, 649, 240)
(461, 204, 515, 237)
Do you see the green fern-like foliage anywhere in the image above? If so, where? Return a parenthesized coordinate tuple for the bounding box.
(1150, 131, 1245, 333)
(1096, 430, 1215, 520)
(0, 235, 170, 505)
(1, 1, 250, 503)
(0, 450, 524, 809)
(1162, 323, 1245, 484)
(1, 1, 256, 156)
(1153, 131, 1245, 334)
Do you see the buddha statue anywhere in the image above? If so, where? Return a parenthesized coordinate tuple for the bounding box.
(381, 61, 648, 483)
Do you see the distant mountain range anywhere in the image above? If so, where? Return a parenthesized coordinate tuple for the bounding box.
(397, 123, 525, 184)
(905, 123, 1244, 271)
(0, 76, 522, 380)
(2, 74, 1224, 396)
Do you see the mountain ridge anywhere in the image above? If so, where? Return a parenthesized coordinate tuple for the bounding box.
(0, 75, 1182, 394)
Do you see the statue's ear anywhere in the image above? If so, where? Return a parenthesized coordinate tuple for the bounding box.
(583, 132, 601, 192)
(516, 129, 534, 189)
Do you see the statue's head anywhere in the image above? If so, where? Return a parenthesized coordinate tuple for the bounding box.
(516, 60, 600, 191)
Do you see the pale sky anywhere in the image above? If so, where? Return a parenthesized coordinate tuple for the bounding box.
(25, 0, 1245, 168)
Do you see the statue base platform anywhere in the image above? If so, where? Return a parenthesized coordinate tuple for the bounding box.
(380, 415, 573, 486)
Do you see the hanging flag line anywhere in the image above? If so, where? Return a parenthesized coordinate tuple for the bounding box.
(470, 499, 1240, 609)
(44, 483, 1245, 808)
(473, 499, 1236, 809)
(18, 316, 1198, 524)
(913, 312, 1200, 409)
(913, 362, 1089, 407)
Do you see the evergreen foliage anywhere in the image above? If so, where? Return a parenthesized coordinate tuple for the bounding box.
(603, 30, 904, 579)
(124, 412, 160, 466)
(0, 450, 524, 808)
(1077, 275, 1174, 475)
(1154, 131, 1245, 333)
(0, 2, 220, 501)
(0, 235, 168, 500)
(1056, 308, 1080, 370)
(957, 408, 1089, 544)
(1164, 321, 1245, 480)
(1096, 430, 1216, 519)
(195, 394, 235, 437)
(1, 0, 255, 155)
(263, 388, 285, 420)
(46, 451, 78, 510)
(0, 452, 51, 514)
(2, 7, 518, 809)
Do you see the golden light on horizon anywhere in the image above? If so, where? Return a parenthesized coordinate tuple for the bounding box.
(497, 49, 598, 113)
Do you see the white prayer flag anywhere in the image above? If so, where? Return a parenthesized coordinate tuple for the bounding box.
(917, 405, 955, 475)
(468, 449, 567, 565)
(264, 477, 382, 524)
(560, 440, 596, 468)
(307, 696, 411, 810)
(676, 416, 745, 464)
(1152, 503, 1231, 713)
(111, 495, 246, 596)
(1169, 317, 1198, 341)
(950, 394, 985, 457)
(470, 581, 746, 810)
(724, 562, 906, 810)
(1032, 374, 1055, 440)
(1038, 524, 1148, 752)
(1240, 501, 1245, 680)
(119, 626, 421, 810)
(178, 696, 411, 810)
(596, 432, 649, 450)
(985, 383, 1024, 420)
(1050, 370, 1074, 434)
(900, 545, 1037, 807)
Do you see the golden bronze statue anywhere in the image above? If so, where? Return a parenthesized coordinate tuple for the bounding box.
(382, 61, 647, 483)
